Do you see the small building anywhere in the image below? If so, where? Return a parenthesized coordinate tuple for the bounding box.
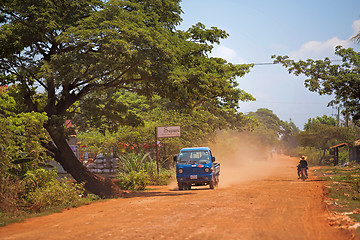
(330, 140, 360, 165)
(349, 140, 360, 164)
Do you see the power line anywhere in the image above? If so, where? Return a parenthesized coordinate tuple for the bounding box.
(252, 62, 277, 66)
(247, 59, 342, 66)
(249, 101, 331, 105)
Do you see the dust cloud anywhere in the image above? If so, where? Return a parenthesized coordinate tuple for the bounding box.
(209, 131, 285, 188)
(168, 131, 290, 190)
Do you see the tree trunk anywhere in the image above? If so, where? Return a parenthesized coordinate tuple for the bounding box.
(44, 122, 125, 198)
(319, 148, 326, 165)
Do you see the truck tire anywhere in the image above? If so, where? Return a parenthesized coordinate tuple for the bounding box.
(215, 175, 219, 187)
(209, 181, 215, 189)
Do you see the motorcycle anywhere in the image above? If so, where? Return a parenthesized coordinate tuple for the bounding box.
(299, 168, 308, 181)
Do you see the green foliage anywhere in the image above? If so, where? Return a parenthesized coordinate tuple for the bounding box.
(77, 91, 258, 164)
(292, 114, 359, 165)
(346, 167, 360, 194)
(0, 87, 51, 178)
(297, 122, 356, 150)
(20, 168, 88, 211)
(0, 0, 255, 196)
(26, 181, 86, 211)
(0, 167, 95, 223)
(316, 164, 360, 226)
(246, 108, 298, 149)
(116, 170, 149, 191)
(150, 169, 174, 186)
(273, 47, 360, 124)
(291, 146, 326, 166)
(304, 115, 337, 131)
(70, 89, 144, 134)
(118, 152, 150, 174)
(0, 175, 24, 215)
(115, 152, 173, 189)
(23, 169, 58, 193)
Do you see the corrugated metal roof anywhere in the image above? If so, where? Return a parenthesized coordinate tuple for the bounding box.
(329, 143, 347, 149)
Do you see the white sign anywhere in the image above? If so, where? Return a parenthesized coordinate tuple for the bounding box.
(157, 126, 181, 138)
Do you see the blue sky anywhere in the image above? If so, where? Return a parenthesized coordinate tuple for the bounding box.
(178, 0, 360, 129)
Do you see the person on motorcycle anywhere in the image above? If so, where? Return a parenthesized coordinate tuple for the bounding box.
(297, 156, 308, 179)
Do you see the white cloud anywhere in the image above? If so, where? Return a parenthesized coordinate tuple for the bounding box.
(210, 45, 248, 64)
(288, 19, 360, 60)
(352, 19, 360, 35)
(289, 37, 351, 60)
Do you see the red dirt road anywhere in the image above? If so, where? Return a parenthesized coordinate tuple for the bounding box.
(0, 155, 356, 240)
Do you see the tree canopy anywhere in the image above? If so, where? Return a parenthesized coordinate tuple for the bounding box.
(303, 115, 337, 131)
(272, 47, 360, 124)
(247, 108, 298, 148)
(296, 118, 357, 164)
(0, 0, 254, 197)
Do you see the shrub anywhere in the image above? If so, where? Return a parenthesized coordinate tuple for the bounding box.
(116, 152, 174, 189)
(23, 169, 58, 193)
(118, 152, 150, 174)
(116, 170, 149, 190)
(150, 169, 174, 185)
(0, 175, 24, 215)
(26, 181, 86, 211)
(291, 146, 325, 166)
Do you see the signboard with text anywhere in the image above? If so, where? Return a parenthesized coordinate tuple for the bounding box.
(157, 126, 181, 138)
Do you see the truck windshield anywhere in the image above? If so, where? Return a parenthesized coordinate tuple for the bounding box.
(178, 150, 211, 164)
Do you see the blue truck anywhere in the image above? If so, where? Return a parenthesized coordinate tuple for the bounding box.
(174, 147, 220, 190)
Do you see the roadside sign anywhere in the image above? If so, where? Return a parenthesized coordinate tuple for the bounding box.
(157, 126, 181, 138)
(155, 126, 181, 174)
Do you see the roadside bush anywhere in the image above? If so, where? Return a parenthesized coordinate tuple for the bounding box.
(26, 181, 86, 211)
(1, 168, 94, 218)
(23, 169, 58, 193)
(149, 169, 174, 185)
(116, 152, 174, 188)
(118, 152, 149, 174)
(0, 175, 24, 215)
(290, 146, 319, 165)
(21, 169, 89, 211)
(116, 170, 149, 190)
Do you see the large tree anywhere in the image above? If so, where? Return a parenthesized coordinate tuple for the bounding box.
(0, 0, 253, 197)
(247, 108, 297, 147)
(303, 115, 337, 131)
(296, 118, 357, 164)
(272, 47, 360, 124)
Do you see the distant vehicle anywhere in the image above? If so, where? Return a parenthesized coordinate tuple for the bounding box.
(174, 147, 220, 190)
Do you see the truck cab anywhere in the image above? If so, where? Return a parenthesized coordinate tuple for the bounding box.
(174, 147, 220, 190)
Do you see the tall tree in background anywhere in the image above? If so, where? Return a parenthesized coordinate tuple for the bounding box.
(296, 116, 357, 164)
(0, 0, 254, 197)
(272, 47, 360, 124)
(304, 115, 337, 131)
(247, 108, 297, 148)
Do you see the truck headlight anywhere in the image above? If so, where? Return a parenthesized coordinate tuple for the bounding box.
(204, 167, 210, 173)
(178, 168, 183, 174)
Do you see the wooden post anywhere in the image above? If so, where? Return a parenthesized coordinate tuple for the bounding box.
(334, 148, 339, 166)
(155, 127, 159, 174)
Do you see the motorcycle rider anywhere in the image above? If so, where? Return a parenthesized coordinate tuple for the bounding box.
(297, 156, 308, 179)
